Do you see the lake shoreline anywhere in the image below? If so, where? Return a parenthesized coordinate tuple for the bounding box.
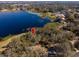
(0, 11, 50, 37)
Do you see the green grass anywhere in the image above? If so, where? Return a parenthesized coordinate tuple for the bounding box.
(2, 34, 13, 41)
(44, 22, 63, 29)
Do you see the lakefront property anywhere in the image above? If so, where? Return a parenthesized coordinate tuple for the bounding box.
(0, 1, 79, 57)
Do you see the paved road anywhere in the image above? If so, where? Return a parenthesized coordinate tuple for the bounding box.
(73, 52, 79, 57)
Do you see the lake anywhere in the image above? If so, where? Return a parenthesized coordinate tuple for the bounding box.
(0, 11, 50, 37)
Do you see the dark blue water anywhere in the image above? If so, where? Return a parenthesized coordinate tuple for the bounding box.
(0, 11, 50, 37)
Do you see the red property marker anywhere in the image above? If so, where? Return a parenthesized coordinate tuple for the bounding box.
(31, 27, 36, 37)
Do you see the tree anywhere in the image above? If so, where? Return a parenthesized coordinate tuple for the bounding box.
(66, 12, 75, 22)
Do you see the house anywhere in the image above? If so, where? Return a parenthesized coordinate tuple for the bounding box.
(54, 13, 66, 23)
